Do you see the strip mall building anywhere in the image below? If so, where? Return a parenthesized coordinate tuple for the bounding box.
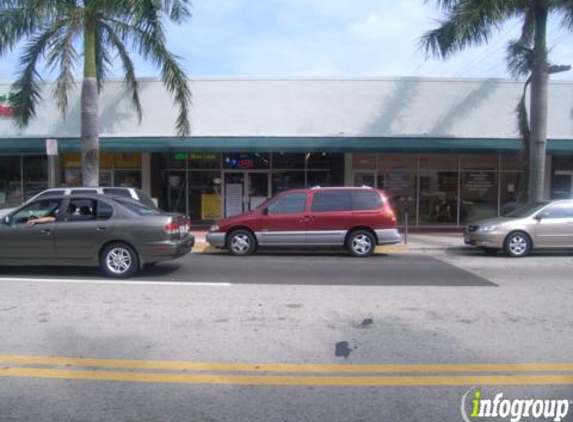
(1, 77, 572, 227)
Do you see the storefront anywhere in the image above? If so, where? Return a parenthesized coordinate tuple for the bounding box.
(1, 77, 572, 226)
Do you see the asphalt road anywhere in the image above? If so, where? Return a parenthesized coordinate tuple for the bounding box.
(0, 247, 572, 422)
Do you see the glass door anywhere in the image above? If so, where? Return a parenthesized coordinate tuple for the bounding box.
(247, 172, 269, 211)
(224, 171, 270, 217)
(224, 172, 245, 217)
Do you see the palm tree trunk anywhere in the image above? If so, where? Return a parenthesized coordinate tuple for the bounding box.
(528, 2, 549, 203)
(81, 17, 99, 187)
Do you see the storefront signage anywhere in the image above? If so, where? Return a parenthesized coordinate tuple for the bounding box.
(201, 193, 222, 220)
(0, 93, 15, 117)
(464, 171, 494, 194)
(385, 168, 411, 192)
(438, 172, 459, 192)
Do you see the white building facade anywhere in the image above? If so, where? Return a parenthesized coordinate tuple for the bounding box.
(1, 77, 572, 226)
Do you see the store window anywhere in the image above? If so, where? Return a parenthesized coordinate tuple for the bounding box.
(188, 172, 222, 222)
(272, 171, 305, 194)
(189, 153, 221, 169)
(418, 155, 458, 225)
(23, 155, 48, 201)
(272, 153, 305, 169)
(161, 153, 187, 169)
(352, 154, 377, 170)
(460, 155, 498, 223)
(60, 153, 141, 188)
(378, 154, 417, 224)
(500, 172, 525, 215)
(223, 153, 269, 169)
(0, 156, 22, 209)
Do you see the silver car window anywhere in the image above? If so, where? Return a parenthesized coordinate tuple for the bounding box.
(540, 203, 573, 219)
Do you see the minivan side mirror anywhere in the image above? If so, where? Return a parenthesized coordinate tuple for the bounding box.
(262, 207, 269, 216)
(3, 215, 11, 225)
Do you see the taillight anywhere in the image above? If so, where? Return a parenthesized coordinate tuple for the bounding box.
(165, 221, 179, 235)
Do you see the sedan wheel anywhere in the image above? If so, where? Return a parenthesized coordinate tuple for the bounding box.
(228, 230, 256, 256)
(100, 243, 139, 278)
(504, 232, 531, 257)
(347, 230, 375, 257)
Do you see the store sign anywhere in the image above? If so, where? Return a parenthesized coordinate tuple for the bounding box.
(0, 93, 15, 117)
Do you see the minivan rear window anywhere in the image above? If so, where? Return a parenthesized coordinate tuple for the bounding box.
(351, 191, 383, 211)
(311, 191, 351, 212)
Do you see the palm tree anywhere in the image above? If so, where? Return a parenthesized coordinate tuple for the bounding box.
(421, 0, 571, 203)
(0, 0, 192, 186)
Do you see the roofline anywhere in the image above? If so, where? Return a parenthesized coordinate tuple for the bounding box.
(1, 75, 573, 86)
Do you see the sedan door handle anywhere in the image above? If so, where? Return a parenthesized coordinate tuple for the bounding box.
(41, 228, 51, 234)
(96, 227, 107, 231)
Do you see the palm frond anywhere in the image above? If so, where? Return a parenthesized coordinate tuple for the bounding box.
(101, 21, 143, 122)
(10, 20, 66, 127)
(47, 19, 80, 116)
(506, 41, 533, 78)
(163, 0, 192, 23)
(421, 0, 523, 59)
(104, 18, 192, 136)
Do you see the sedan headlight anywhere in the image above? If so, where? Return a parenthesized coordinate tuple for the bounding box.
(477, 224, 501, 232)
(209, 224, 220, 232)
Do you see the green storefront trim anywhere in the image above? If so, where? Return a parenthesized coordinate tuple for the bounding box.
(0, 136, 572, 154)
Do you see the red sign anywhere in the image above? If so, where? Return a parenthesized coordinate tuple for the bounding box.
(0, 104, 14, 117)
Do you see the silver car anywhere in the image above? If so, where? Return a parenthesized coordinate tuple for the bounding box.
(464, 199, 573, 257)
(0, 194, 194, 277)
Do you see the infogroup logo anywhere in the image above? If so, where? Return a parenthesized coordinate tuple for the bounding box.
(461, 389, 571, 422)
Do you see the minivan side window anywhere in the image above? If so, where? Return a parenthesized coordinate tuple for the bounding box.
(351, 191, 383, 211)
(267, 193, 307, 215)
(311, 191, 351, 212)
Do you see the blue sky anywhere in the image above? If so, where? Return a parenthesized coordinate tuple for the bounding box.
(0, 0, 572, 81)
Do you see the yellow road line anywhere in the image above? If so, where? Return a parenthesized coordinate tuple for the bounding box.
(1, 355, 573, 374)
(1, 367, 573, 386)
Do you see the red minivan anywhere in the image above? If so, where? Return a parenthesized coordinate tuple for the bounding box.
(206, 187, 401, 257)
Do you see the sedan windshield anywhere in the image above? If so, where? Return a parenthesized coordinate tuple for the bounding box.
(505, 201, 550, 218)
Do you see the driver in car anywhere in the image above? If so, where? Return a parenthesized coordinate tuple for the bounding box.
(26, 203, 77, 226)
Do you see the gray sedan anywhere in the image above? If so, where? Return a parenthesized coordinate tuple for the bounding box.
(464, 199, 573, 257)
(0, 194, 194, 277)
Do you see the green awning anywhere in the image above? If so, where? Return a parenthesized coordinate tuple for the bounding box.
(0, 136, 572, 154)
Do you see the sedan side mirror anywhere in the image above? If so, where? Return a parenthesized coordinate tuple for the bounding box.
(534, 212, 548, 221)
(3, 215, 11, 225)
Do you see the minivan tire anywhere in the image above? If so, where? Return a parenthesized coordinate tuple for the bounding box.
(503, 232, 531, 258)
(227, 229, 257, 256)
(100, 242, 139, 278)
(347, 230, 376, 257)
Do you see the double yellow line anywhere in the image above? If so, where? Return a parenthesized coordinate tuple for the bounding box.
(1, 355, 572, 387)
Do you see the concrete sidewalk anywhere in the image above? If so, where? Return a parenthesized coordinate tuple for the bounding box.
(189, 231, 467, 254)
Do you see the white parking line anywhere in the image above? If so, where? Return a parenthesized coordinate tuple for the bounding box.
(0, 277, 231, 287)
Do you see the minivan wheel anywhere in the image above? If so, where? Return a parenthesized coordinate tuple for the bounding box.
(100, 243, 139, 278)
(228, 229, 256, 256)
(504, 232, 531, 257)
(347, 230, 376, 257)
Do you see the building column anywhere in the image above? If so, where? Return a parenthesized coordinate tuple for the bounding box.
(142, 153, 151, 194)
(344, 153, 353, 186)
(544, 155, 552, 199)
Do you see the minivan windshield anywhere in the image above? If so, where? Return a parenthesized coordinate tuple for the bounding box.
(505, 201, 550, 218)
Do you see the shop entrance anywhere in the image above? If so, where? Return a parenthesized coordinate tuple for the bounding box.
(223, 171, 270, 217)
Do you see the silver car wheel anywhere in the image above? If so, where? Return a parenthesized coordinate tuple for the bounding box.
(106, 247, 133, 274)
(352, 234, 373, 255)
(508, 235, 528, 256)
(231, 234, 250, 254)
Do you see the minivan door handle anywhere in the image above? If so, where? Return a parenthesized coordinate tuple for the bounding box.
(96, 226, 107, 231)
(299, 215, 312, 223)
(40, 228, 51, 234)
